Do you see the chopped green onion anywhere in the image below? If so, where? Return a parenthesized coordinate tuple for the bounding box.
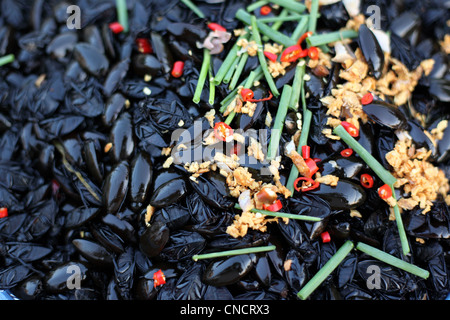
(267, 85, 292, 160)
(192, 49, 211, 104)
(234, 204, 322, 222)
(180, 0, 205, 19)
(258, 14, 308, 23)
(306, 30, 359, 47)
(390, 185, 410, 256)
(251, 15, 280, 98)
(192, 245, 276, 261)
(290, 16, 308, 41)
(333, 125, 397, 186)
(262, 8, 288, 42)
(224, 111, 235, 125)
(214, 33, 249, 86)
(208, 68, 215, 106)
(297, 240, 354, 300)
(356, 242, 429, 279)
(308, 0, 319, 33)
(222, 60, 237, 84)
(0, 54, 15, 67)
(246, 0, 269, 12)
(267, 0, 306, 13)
(229, 52, 249, 91)
(235, 9, 297, 48)
(288, 60, 306, 110)
(116, 0, 129, 33)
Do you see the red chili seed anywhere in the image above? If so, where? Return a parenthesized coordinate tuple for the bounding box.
(320, 231, 331, 243)
(340, 148, 353, 157)
(109, 22, 124, 34)
(361, 92, 374, 105)
(0, 207, 8, 219)
(302, 145, 310, 160)
(360, 174, 374, 189)
(207, 22, 227, 32)
(171, 61, 185, 78)
(260, 5, 272, 15)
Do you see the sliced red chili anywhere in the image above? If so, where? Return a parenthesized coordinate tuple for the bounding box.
(260, 5, 272, 15)
(109, 22, 124, 34)
(240, 88, 254, 101)
(305, 158, 319, 177)
(207, 22, 226, 32)
(263, 199, 282, 212)
(241, 89, 273, 103)
(301, 145, 310, 160)
(280, 45, 303, 63)
(340, 148, 353, 157)
(341, 121, 359, 138)
(361, 92, 374, 105)
(360, 174, 374, 189)
(313, 157, 322, 163)
(378, 184, 392, 200)
(263, 51, 278, 62)
(214, 122, 233, 142)
(320, 231, 331, 243)
(135, 38, 153, 54)
(294, 177, 320, 192)
(297, 31, 313, 48)
(153, 269, 166, 288)
(171, 61, 185, 78)
(0, 207, 7, 219)
(307, 47, 319, 60)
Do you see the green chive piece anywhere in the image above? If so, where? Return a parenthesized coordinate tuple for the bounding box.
(297, 240, 354, 300)
(224, 111, 235, 125)
(0, 54, 15, 67)
(246, 0, 269, 12)
(356, 242, 429, 279)
(306, 30, 359, 47)
(214, 33, 249, 86)
(390, 185, 410, 256)
(262, 8, 288, 42)
(234, 204, 322, 222)
(222, 60, 237, 84)
(192, 245, 276, 261)
(268, 0, 306, 13)
(229, 52, 249, 91)
(288, 60, 306, 110)
(333, 125, 397, 186)
(258, 14, 308, 23)
(308, 0, 319, 33)
(235, 9, 297, 48)
(116, 0, 129, 33)
(180, 0, 205, 18)
(251, 15, 280, 98)
(208, 68, 215, 106)
(193, 49, 211, 104)
(267, 85, 292, 160)
(290, 16, 309, 41)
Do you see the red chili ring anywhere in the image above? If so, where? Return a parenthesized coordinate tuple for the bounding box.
(301, 145, 311, 160)
(361, 92, 374, 105)
(0, 207, 8, 219)
(360, 174, 374, 189)
(263, 199, 283, 212)
(294, 177, 320, 192)
(307, 47, 319, 60)
(260, 5, 272, 15)
(341, 121, 359, 138)
(378, 184, 393, 200)
(297, 31, 313, 48)
(207, 22, 226, 32)
(340, 148, 353, 157)
(263, 51, 278, 62)
(280, 45, 303, 63)
(171, 61, 185, 78)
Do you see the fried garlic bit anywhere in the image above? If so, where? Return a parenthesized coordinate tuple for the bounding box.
(385, 137, 449, 214)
